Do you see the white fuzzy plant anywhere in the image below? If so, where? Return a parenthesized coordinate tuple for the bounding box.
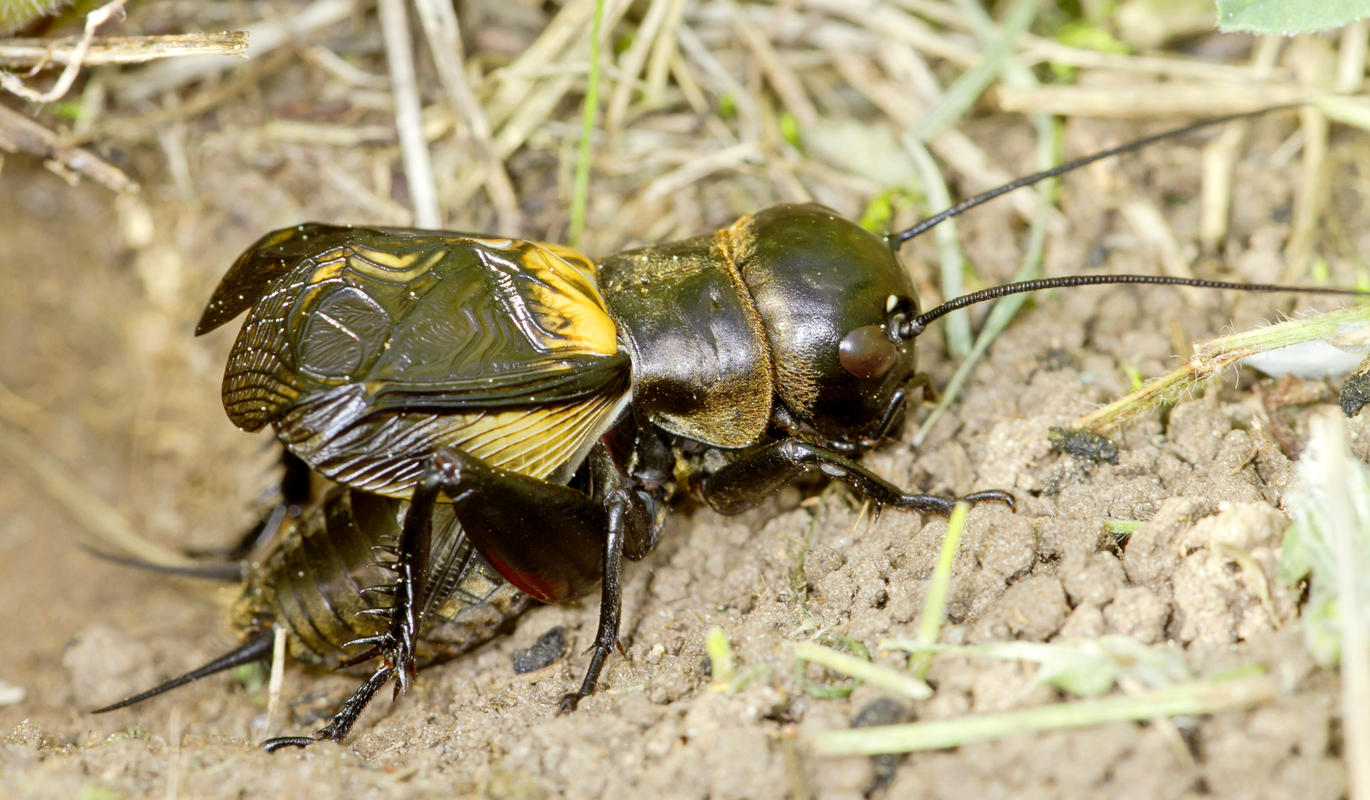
(1281, 411, 1370, 667)
(1280, 410, 1370, 797)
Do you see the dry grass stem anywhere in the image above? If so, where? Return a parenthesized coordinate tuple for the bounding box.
(0, 31, 246, 69)
(79, 47, 292, 145)
(321, 159, 415, 222)
(1198, 35, 1284, 250)
(1338, 20, 1368, 93)
(1199, 124, 1244, 251)
(0, 0, 127, 102)
(605, 0, 673, 134)
(378, 0, 438, 226)
(264, 625, 288, 746)
(675, 22, 751, 121)
(831, 50, 1048, 228)
(643, 141, 760, 201)
(732, 10, 817, 127)
(995, 83, 1312, 117)
(471, 0, 635, 233)
(645, 0, 687, 106)
(804, 0, 976, 67)
(1016, 36, 1293, 82)
(413, 0, 519, 230)
(0, 102, 134, 191)
(122, 0, 363, 101)
(300, 44, 389, 89)
(264, 120, 396, 146)
(1284, 104, 1329, 281)
(485, 0, 610, 122)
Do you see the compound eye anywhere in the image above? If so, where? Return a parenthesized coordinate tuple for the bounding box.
(839, 325, 898, 379)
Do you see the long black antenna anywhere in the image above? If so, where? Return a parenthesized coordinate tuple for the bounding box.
(888, 105, 1299, 248)
(897, 275, 1365, 340)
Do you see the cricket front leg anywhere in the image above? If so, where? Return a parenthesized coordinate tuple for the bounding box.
(698, 439, 1014, 516)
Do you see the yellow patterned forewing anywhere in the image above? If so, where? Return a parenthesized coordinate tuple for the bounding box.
(517, 243, 619, 357)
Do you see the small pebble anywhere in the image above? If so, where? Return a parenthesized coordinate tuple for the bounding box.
(513, 626, 567, 674)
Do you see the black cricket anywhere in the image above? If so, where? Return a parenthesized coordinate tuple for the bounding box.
(94, 107, 1362, 749)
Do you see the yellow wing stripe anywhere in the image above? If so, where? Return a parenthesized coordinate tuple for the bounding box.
(518, 244, 619, 356)
(345, 244, 446, 283)
(438, 391, 621, 480)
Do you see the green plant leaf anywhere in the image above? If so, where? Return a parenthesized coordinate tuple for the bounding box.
(1216, 0, 1370, 34)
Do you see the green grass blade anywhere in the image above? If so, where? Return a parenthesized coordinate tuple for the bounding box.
(809, 674, 1275, 755)
(568, 0, 606, 248)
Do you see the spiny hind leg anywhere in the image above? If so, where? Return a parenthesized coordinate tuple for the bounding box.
(259, 462, 443, 750)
